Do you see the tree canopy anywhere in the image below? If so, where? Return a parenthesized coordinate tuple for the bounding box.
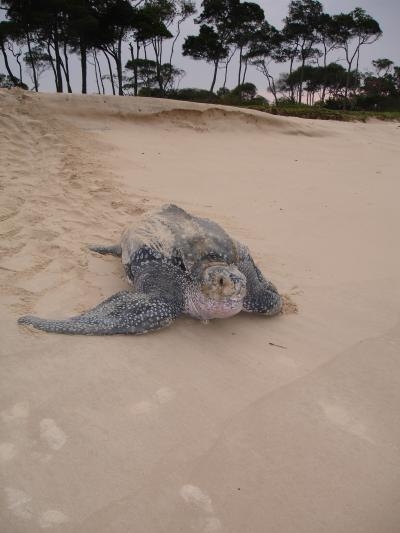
(0, 0, 397, 111)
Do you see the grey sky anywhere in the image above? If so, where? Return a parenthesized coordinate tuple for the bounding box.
(1, 0, 399, 96)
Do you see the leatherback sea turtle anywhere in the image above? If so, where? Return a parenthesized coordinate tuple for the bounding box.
(18, 204, 282, 335)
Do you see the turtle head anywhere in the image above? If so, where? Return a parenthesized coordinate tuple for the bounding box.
(186, 263, 247, 320)
(202, 264, 246, 300)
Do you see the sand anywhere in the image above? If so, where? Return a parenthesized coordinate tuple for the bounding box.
(1, 88, 400, 533)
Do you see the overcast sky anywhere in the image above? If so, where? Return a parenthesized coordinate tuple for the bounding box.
(2, 0, 399, 95)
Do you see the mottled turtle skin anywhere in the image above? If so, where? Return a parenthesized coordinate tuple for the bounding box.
(18, 204, 282, 335)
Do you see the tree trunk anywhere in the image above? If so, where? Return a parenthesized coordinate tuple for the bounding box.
(62, 43, 72, 93)
(321, 41, 328, 102)
(344, 62, 352, 106)
(210, 60, 219, 94)
(47, 41, 59, 91)
(104, 50, 115, 95)
(298, 60, 305, 104)
(221, 48, 235, 89)
(222, 61, 229, 89)
(168, 18, 183, 89)
(80, 43, 87, 94)
(241, 57, 248, 85)
(26, 33, 38, 91)
(0, 41, 17, 84)
(129, 42, 138, 96)
(15, 50, 23, 83)
(238, 46, 242, 87)
(95, 51, 105, 94)
(289, 55, 295, 101)
(53, 24, 63, 93)
(152, 37, 163, 92)
(355, 37, 361, 74)
(263, 67, 278, 105)
(116, 34, 123, 95)
(93, 52, 100, 94)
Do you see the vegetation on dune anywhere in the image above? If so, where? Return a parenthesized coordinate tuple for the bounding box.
(0, 0, 399, 119)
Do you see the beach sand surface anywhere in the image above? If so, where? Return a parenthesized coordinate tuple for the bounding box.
(1, 89, 400, 532)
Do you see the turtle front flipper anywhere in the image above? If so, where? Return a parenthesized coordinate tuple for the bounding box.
(88, 244, 122, 257)
(18, 291, 180, 335)
(237, 247, 282, 316)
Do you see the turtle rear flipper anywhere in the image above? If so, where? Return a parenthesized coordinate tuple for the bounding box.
(18, 291, 180, 335)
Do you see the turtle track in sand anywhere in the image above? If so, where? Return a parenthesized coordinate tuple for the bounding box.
(0, 90, 148, 318)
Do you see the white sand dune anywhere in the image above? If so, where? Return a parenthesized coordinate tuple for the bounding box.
(1, 89, 400, 532)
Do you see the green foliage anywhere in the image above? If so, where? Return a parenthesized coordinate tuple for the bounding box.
(183, 24, 228, 63)
(0, 71, 27, 88)
(228, 82, 257, 101)
(266, 103, 400, 121)
(169, 87, 219, 102)
(372, 58, 394, 77)
(137, 86, 164, 97)
(125, 58, 184, 92)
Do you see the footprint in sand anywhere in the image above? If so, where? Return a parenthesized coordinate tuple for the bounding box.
(180, 484, 222, 532)
(1, 402, 30, 422)
(38, 509, 70, 528)
(39, 419, 67, 451)
(130, 387, 176, 415)
(0, 442, 17, 462)
(319, 401, 375, 444)
(1, 403, 67, 463)
(5, 487, 34, 520)
(5, 488, 70, 528)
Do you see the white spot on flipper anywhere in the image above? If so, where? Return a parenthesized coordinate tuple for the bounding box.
(39, 419, 67, 450)
(0, 442, 16, 461)
(38, 509, 69, 528)
(1, 402, 30, 422)
(154, 387, 175, 404)
(319, 401, 375, 444)
(180, 485, 214, 514)
(5, 487, 33, 519)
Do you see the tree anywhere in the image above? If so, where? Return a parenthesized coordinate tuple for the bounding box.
(126, 0, 193, 95)
(230, 81, 256, 100)
(246, 22, 282, 104)
(29, 0, 71, 93)
(0, 21, 20, 85)
(94, 0, 138, 95)
(315, 13, 341, 101)
(183, 24, 229, 93)
(23, 43, 51, 89)
(229, 1, 264, 85)
(65, 0, 101, 94)
(145, 0, 175, 93)
(281, 0, 324, 103)
(1, 0, 41, 91)
(361, 59, 399, 100)
(185, 0, 243, 93)
(167, 0, 196, 89)
(333, 7, 382, 101)
(372, 58, 394, 77)
(125, 57, 184, 92)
